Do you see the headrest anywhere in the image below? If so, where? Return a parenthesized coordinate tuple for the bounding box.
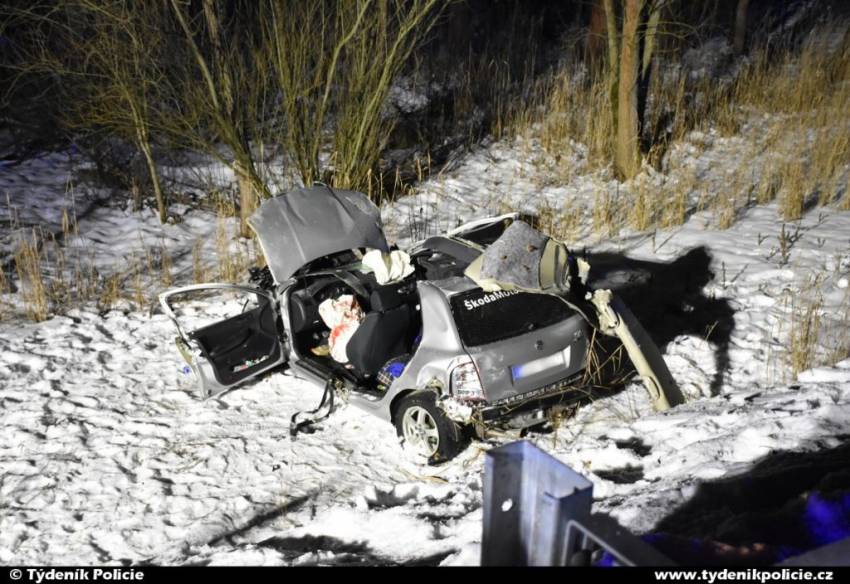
(370, 285, 404, 312)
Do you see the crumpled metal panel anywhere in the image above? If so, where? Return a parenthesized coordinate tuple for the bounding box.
(248, 185, 388, 283)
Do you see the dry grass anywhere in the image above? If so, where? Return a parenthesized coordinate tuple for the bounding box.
(779, 268, 850, 380)
(499, 21, 850, 234)
(715, 27, 850, 220)
(130, 260, 146, 311)
(630, 179, 655, 232)
(97, 272, 122, 313)
(659, 170, 693, 229)
(212, 196, 255, 284)
(532, 197, 583, 244)
(192, 240, 208, 284)
(591, 184, 618, 238)
(500, 69, 614, 173)
(755, 157, 782, 205)
(3, 192, 227, 320)
(0, 263, 9, 319)
(788, 280, 824, 378)
(825, 286, 850, 366)
(781, 266, 850, 379)
(13, 230, 49, 322)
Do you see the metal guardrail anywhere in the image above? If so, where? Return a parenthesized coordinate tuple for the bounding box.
(482, 440, 673, 566)
(481, 438, 588, 565)
(481, 440, 849, 567)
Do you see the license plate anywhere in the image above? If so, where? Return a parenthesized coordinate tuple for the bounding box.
(511, 346, 571, 381)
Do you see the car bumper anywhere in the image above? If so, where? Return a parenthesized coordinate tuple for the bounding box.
(479, 373, 588, 423)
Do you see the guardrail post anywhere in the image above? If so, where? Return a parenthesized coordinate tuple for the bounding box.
(481, 440, 593, 566)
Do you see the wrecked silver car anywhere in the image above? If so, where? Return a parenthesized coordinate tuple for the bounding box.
(159, 185, 683, 463)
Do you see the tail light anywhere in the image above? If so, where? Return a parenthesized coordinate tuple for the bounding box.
(451, 358, 485, 401)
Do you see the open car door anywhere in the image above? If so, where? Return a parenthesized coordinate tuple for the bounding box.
(159, 284, 286, 397)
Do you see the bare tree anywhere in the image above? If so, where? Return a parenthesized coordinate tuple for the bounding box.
(616, 0, 643, 179)
(733, 0, 750, 55)
(168, 0, 272, 236)
(262, 0, 445, 194)
(603, 0, 672, 179)
(586, 0, 608, 64)
(9, 0, 446, 230)
(91, 2, 169, 223)
(8, 1, 171, 222)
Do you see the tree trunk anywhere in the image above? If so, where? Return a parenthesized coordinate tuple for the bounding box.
(586, 0, 607, 65)
(638, 1, 663, 144)
(603, 0, 620, 142)
(236, 163, 257, 239)
(733, 0, 750, 55)
(641, 2, 662, 79)
(135, 123, 166, 224)
(615, 0, 642, 180)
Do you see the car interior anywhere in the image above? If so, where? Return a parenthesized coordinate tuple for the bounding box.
(189, 294, 283, 386)
(188, 229, 503, 392)
(287, 251, 422, 391)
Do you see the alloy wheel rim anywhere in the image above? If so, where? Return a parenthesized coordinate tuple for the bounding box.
(401, 406, 440, 457)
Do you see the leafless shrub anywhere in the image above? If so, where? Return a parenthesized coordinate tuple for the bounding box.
(7, 1, 172, 222)
(262, 0, 445, 195)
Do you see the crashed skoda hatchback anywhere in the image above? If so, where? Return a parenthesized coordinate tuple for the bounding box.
(160, 185, 683, 463)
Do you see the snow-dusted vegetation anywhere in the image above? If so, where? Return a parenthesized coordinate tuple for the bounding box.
(1, 0, 849, 567)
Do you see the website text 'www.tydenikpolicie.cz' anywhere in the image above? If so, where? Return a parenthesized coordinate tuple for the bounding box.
(654, 569, 834, 583)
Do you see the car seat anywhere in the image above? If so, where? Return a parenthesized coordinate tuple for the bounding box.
(346, 281, 414, 377)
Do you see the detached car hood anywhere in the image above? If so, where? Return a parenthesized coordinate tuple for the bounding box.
(249, 185, 389, 283)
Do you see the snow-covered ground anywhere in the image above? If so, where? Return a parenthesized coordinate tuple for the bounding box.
(1, 129, 849, 565)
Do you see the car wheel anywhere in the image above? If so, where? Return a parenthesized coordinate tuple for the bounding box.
(394, 392, 465, 464)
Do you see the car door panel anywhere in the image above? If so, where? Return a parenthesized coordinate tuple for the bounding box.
(159, 284, 286, 397)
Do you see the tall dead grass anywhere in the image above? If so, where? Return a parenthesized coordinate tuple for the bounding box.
(500, 69, 615, 173)
(4, 194, 259, 321)
(212, 195, 256, 284)
(730, 28, 850, 220)
(787, 281, 824, 378)
(824, 285, 850, 367)
(501, 21, 850, 235)
(783, 273, 850, 379)
(14, 230, 49, 322)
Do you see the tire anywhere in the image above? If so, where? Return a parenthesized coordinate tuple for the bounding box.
(394, 392, 465, 464)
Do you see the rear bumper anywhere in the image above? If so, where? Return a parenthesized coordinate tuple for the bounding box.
(479, 373, 587, 422)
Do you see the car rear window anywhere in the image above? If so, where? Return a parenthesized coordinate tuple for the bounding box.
(449, 288, 574, 347)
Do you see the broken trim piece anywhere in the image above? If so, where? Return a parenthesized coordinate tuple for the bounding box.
(589, 289, 685, 411)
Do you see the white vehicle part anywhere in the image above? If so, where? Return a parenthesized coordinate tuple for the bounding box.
(318, 294, 364, 363)
(158, 283, 285, 398)
(589, 289, 685, 411)
(362, 248, 415, 285)
(460, 219, 684, 412)
(447, 212, 519, 238)
(438, 395, 477, 424)
(248, 185, 388, 284)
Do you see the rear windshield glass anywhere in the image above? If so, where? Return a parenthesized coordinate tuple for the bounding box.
(449, 289, 574, 347)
